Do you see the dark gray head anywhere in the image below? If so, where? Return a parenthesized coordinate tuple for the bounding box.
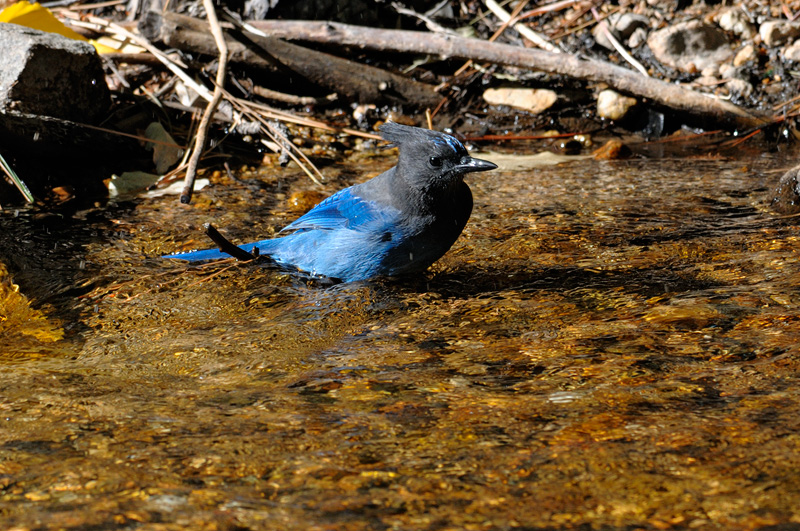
(379, 122, 497, 194)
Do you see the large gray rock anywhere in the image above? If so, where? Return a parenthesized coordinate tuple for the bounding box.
(647, 20, 733, 73)
(0, 23, 109, 123)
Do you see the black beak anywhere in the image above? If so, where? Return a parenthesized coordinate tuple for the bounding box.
(456, 156, 498, 174)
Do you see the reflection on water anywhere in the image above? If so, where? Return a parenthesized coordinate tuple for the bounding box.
(2, 152, 800, 529)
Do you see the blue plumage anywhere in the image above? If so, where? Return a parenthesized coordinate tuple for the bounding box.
(165, 122, 497, 282)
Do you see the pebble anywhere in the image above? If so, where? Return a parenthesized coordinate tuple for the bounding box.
(592, 12, 649, 50)
(733, 44, 757, 67)
(759, 20, 800, 47)
(644, 304, 721, 328)
(783, 40, 800, 62)
(717, 8, 757, 39)
(592, 139, 631, 160)
(627, 27, 648, 48)
(725, 78, 754, 99)
(771, 165, 800, 214)
(483, 87, 558, 114)
(288, 190, 328, 212)
(596, 89, 637, 120)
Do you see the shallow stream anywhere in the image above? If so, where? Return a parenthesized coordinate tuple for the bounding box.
(2, 144, 800, 530)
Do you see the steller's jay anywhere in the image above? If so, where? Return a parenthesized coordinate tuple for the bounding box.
(166, 122, 497, 282)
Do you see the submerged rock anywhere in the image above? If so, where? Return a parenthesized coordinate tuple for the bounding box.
(771, 165, 800, 214)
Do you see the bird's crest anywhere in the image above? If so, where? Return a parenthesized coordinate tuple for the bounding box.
(379, 121, 465, 153)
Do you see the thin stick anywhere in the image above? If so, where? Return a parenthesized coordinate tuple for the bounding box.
(0, 152, 34, 203)
(84, 15, 213, 100)
(181, 0, 228, 204)
(250, 19, 764, 128)
(591, 6, 648, 77)
(517, 0, 580, 20)
(484, 0, 560, 53)
(89, 13, 328, 185)
(452, 0, 529, 78)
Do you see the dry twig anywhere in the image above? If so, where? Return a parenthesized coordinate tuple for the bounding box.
(250, 19, 765, 129)
(181, 0, 228, 204)
(590, 6, 648, 77)
(484, 0, 560, 53)
(83, 13, 327, 187)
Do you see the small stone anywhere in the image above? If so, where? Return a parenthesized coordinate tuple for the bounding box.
(725, 78, 753, 99)
(48, 186, 75, 203)
(644, 303, 720, 328)
(596, 89, 637, 120)
(593, 139, 631, 160)
(288, 190, 328, 212)
(718, 63, 737, 79)
(627, 27, 648, 48)
(733, 44, 757, 66)
(24, 490, 51, 501)
(701, 65, 718, 77)
(594, 13, 649, 50)
(694, 75, 720, 87)
(783, 40, 800, 62)
(647, 20, 733, 73)
(615, 13, 649, 39)
(483, 87, 557, 114)
(760, 20, 800, 47)
(717, 8, 756, 39)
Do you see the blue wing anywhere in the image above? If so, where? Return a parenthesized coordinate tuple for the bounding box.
(281, 187, 392, 233)
(164, 187, 403, 274)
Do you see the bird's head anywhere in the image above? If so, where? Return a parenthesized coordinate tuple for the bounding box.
(379, 122, 497, 194)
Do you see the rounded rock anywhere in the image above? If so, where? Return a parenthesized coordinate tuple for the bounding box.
(596, 89, 637, 120)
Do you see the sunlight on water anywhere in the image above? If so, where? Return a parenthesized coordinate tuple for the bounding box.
(2, 152, 800, 529)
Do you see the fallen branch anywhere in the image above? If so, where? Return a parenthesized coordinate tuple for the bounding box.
(139, 11, 442, 108)
(86, 13, 326, 187)
(485, 0, 559, 53)
(249, 19, 766, 129)
(181, 0, 227, 204)
(590, 6, 648, 77)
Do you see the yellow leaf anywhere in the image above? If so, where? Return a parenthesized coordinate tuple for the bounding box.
(0, 1, 119, 54)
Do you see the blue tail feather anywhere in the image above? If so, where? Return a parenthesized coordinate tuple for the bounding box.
(164, 239, 279, 262)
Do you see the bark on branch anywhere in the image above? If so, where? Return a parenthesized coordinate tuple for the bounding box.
(249, 19, 766, 130)
(139, 11, 441, 108)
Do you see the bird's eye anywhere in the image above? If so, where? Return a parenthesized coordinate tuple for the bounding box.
(429, 156, 442, 167)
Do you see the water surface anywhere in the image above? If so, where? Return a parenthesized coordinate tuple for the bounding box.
(2, 147, 800, 530)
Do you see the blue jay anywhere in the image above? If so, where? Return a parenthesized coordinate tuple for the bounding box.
(166, 122, 497, 282)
